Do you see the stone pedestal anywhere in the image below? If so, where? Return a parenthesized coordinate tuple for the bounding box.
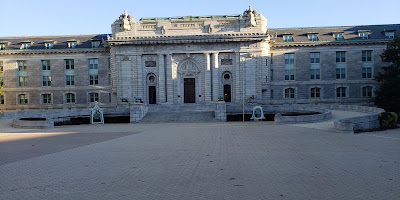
(130, 103, 148, 123)
(215, 101, 226, 121)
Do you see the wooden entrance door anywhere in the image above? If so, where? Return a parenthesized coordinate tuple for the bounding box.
(184, 78, 195, 103)
(224, 84, 231, 102)
(149, 86, 156, 104)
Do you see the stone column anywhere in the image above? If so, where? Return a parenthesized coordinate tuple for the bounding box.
(137, 55, 144, 102)
(235, 52, 241, 102)
(158, 54, 166, 103)
(204, 53, 212, 102)
(166, 54, 173, 103)
(212, 52, 219, 102)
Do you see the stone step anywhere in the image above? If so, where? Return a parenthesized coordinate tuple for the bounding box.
(147, 103, 216, 113)
(141, 111, 216, 123)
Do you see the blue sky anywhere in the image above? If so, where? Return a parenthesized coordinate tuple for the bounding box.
(0, 0, 399, 36)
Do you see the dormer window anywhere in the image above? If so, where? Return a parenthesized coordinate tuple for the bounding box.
(283, 34, 293, 42)
(68, 41, 77, 48)
(91, 41, 101, 48)
(21, 42, 31, 49)
(384, 31, 395, 39)
(358, 31, 370, 39)
(332, 32, 344, 41)
(308, 33, 319, 41)
(45, 42, 54, 49)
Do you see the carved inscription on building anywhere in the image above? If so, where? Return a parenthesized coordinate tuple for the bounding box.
(145, 61, 156, 67)
(221, 59, 233, 66)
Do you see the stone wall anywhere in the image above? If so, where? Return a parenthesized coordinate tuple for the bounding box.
(215, 101, 226, 121)
(130, 103, 148, 123)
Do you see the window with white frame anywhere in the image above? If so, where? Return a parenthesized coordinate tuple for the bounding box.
(41, 60, 51, 86)
(89, 58, 99, 85)
(89, 92, 99, 103)
(91, 41, 101, 48)
(17, 60, 27, 87)
(362, 50, 373, 79)
(65, 59, 74, 70)
(308, 34, 318, 41)
(385, 31, 395, 38)
(362, 86, 373, 97)
(65, 59, 75, 86)
(45, 42, 53, 49)
(310, 52, 320, 80)
(285, 88, 295, 99)
(66, 75, 74, 86)
(65, 93, 75, 103)
(336, 87, 347, 98)
(359, 32, 370, 39)
(333, 33, 343, 40)
(336, 51, 346, 79)
(310, 87, 321, 98)
(68, 41, 77, 48)
(0, 43, 5, 50)
(284, 53, 295, 80)
(21, 43, 31, 49)
(18, 94, 28, 104)
(283, 35, 293, 42)
(42, 94, 52, 104)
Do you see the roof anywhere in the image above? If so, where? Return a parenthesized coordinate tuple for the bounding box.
(0, 34, 108, 50)
(139, 14, 241, 23)
(269, 24, 400, 43)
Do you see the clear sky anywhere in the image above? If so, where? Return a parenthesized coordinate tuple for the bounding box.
(0, 0, 399, 37)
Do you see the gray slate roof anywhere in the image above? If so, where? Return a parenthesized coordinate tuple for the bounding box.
(0, 34, 108, 50)
(269, 24, 400, 43)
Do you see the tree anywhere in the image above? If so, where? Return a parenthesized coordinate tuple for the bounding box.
(374, 37, 400, 113)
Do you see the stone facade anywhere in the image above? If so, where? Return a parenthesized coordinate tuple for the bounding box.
(0, 7, 399, 112)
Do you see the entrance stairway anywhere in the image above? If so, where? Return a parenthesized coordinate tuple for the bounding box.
(140, 104, 217, 123)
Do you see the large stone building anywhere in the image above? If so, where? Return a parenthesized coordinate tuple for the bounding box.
(0, 7, 399, 112)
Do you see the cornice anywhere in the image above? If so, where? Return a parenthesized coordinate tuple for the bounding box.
(270, 39, 391, 48)
(0, 48, 107, 56)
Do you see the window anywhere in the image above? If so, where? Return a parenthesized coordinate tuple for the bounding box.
(89, 59, 98, 69)
(21, 43, 31, 49)
(270, 90, 274, 99)
(308, 34, 318, 41)
(362, 50, 372, 62)
(91, 41, 100, 48)
(362, 86, 372, 97)
(18, 94, 28, 104)
(270, 69, 273, 81)
(336, 51, 346, 63)
(336, 87, 346, 98)
(0, 94, 4, 104)
(285, 88, 295, 99)
(68, 41, 77, 48)
(310, 87, 321, 98)
(333, 33, 343, 40)
(385, 31, 395, 39)
(0, 60, 3, 72)
(89, 75, 98, 85)
(0, 61, 3, 87)
(89, 92, 99, 103)
(283, 35, 293, 42)
(65, 59, 74, 70)
(285, 53, 294, 64)
(45, 42, 53, 49)
(66, 75, 74, 86)
(145, 61, 156, 67)
(65, 93, 75, 103)
(310, 52, 321, 80)
(284, 53, 295, 80)
(42, 76, 51, 86)
(18, 60, 26, 71)
(362, 51, 373, 79)
(41, 60, 50, 70)
(270, 53, 273, 64)
(18, 76, 27, 87)
(359, 32, 370, 39)
(109, 93, 112, 103)
(42, 94, 52, 104)
(0, 43, 5, 50)
(336, 68, 346, 79)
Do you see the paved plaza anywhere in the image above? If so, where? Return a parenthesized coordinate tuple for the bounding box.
(0, 119, 399, 200)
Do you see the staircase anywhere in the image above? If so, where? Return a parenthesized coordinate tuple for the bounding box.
(140, 104, 217, 123)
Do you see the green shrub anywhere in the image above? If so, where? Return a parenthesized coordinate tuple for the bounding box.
(378, 112, 398, 129)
